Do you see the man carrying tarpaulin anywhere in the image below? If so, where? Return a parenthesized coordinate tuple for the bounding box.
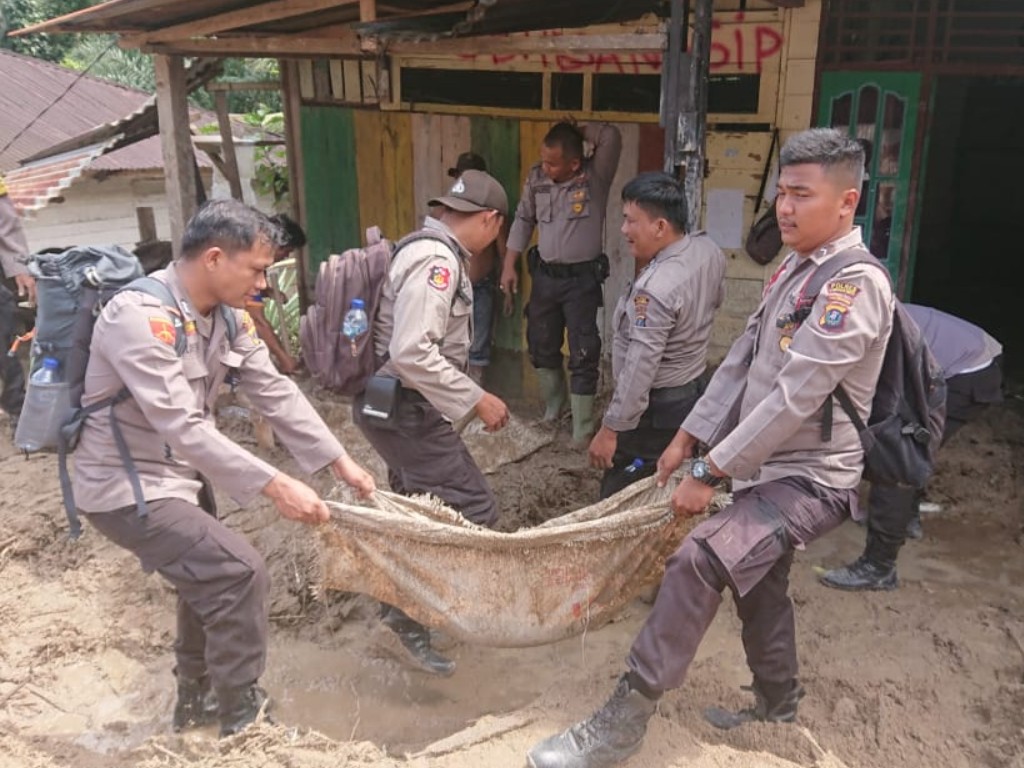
(353, 169, 511, 677)
(527, 128, 895, 768)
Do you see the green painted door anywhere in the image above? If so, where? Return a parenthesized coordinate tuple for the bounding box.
(818, 72, 922, 285)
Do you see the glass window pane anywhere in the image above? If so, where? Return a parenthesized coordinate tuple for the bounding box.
(870, 183, 896, 260)
(879, 93, 907, 176)
(856, 84, 879, 144)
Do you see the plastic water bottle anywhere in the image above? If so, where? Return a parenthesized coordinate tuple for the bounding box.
(623, 458, 645, 475)
(15, 357, 71, 453)
(341, 299, 369, 357)
(31, 356, 60, 384)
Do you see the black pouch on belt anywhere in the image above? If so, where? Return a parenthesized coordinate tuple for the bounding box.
(360, 374, 402, 429)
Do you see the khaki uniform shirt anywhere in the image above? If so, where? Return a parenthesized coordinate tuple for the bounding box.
(375, 217, 483, 422)
(73, 262, 346, 513)
(507, 123, 623, 263)
(684, 227, 894, 491)
(603, 232, 726, 432)
(0, 192, 29, 279)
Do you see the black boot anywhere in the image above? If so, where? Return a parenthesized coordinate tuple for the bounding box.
(704, 678, 804, 730)
(172, 672, 218, 732)
(217, 683, 272, 737)
(527, 674, 659, 768)
(381, 607, 456, 677)
(820, 555, 897, 591)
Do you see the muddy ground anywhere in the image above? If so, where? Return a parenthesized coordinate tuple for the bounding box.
(0, 383, 1022, 768)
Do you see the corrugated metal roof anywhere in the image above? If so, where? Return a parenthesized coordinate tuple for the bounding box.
(15, 0, 667, 46)
(0, 50, 219, 215)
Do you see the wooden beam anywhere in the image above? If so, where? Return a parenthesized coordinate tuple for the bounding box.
(141, 0, 360, 44)
(359, 0, 376, 22)
(154, 54, 198, 254)
(206, 80, 281, 92)
(214, 92, 244, 201)
(136, 206, 157, 242)
(137, 34, 363, 57)
(279, 59, 311, 310)
(384, 31, 665, 56)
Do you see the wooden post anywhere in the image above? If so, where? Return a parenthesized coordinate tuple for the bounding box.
(154, 54, 198, 254)
(280, 59, 311, 310)
(214, 91, 244, 200)
(359, 0, 376, 21)
(135, 206, 157, 242)
(662, 0, 712, 232)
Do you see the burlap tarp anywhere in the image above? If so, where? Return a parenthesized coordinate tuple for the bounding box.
(318, 471, 725, 648)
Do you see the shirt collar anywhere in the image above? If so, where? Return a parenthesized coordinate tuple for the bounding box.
(807, 226, 865, 265)
(422, 216, 472, 261)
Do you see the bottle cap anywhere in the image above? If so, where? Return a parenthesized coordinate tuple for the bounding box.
(42, 356, 59, 369)
(351, 298, 365, 309)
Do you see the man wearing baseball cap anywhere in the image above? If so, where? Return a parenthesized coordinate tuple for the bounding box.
(353, 169, 511, 676)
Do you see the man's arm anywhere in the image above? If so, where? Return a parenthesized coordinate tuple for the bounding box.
(0, 195, 36, 302)
(502, 174, 537, 295)
(583, 123, 623, 187)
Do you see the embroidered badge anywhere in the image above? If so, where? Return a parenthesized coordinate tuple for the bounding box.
(819, 305, 848, 331)
(451, 178, 466, 194)
(572, 202, 584, 214)
(779, 335, 793, 351)
(241, 311, 260, 341)
(184, 320, 197, 337)
(827, 281, 860, 299)
(428, 265, 451, 291)
(149, 316, 176, 346)
(572, 189, 586, 201)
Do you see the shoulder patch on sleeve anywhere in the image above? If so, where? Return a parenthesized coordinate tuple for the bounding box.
(428, 265, 452, 291)
(241, 310, 259, 341)
(149, 316, 177, 345)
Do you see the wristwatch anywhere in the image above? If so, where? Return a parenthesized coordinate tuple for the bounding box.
(690, 457, 724, 488)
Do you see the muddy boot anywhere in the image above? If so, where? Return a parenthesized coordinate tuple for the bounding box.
(820, 555, 897, 591)
(570, 394, 596, 446)
(217, 683, 272, 737)
(704, 678, 804, 731)
(527, 674, 658, 768)
(172, 672, 218, 732)
(381, 608, 456, 677)
(536, 368, 567, 422)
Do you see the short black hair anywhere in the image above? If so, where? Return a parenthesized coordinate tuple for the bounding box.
(180, 199, 282, 260)
(543, 121, 584, 161)
(780, 128, 865, 189)
(268, 212, 307, 249)
(621, 172, 688, 233)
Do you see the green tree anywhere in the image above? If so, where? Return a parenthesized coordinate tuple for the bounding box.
(0, 0, 93, 62)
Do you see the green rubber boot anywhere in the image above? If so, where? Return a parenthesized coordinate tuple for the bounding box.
(570, 394, 597, 446)
(536, 368, 567, 422)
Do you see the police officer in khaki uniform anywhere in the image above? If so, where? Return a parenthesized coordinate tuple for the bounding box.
(588, 172, 726, 499)
(0, 177, 36, 426)
(74, 200, 376, 737)
(528, 129, 894, 768)
(354, 169, 510, 677)
(501, 122, 622, 443)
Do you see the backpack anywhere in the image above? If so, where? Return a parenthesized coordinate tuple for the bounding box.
(792, 248, 947, 488)
(299, 226, 461, 395)
(22, 245, 236, 538)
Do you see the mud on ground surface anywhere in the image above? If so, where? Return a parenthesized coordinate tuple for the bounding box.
(0, 387, 1021, 768)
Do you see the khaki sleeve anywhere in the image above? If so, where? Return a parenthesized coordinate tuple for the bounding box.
(506, 172, 538, 254)
(388, 245, 483, 421)
(0, 195, 29, 279)
(100, 299, 279, 507)
(709, 265, 894, 479)
(232, 309, 346, 474)
(603, 290, 674, 432)
(585, 123, 623, 188)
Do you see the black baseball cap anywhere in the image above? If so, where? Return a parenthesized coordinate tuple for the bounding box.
(428, 169, 508, 217)
(447, 151, 487, 178)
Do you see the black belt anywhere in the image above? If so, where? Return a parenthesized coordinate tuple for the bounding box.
(528, 246, 608, 280)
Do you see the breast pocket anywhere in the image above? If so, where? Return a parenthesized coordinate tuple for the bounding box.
(536, 191, 553, 223)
